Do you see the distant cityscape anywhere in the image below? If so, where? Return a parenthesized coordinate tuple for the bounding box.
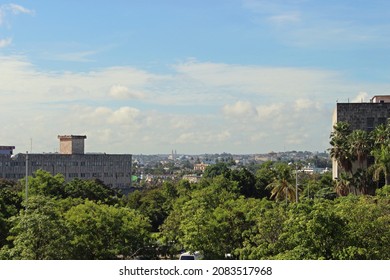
(131, 150, 331, 187)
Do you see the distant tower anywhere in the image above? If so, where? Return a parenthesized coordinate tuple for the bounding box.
(58, 135, 87, 155)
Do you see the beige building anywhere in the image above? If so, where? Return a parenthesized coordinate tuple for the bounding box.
(0, 135, 132, 192)
(193, 163, 210, 172)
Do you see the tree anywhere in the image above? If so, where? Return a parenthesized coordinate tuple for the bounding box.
(64, 178, 119, 203)
(230, 168, 258, 198)
(0, 187, 23, 248)
(1, 195, 71, 260)
(333, 195, 390, 259)
(371, 145, 390, 186)
(334, 172, 352, 196)
(238, 199, 287, 259)
(266, 163, 296, 203)
(26, 169, 65, 198)
(138, 188, 169, 232)
(371, 121, 390, 149)
(254, 161, 274, 199)
(370, 121, 390, 186)
(349, 130, 371, 169)
(65, 200, 151, 259)
(329, 122, 353, 174)
(274, 199, 347, 260)
(203, 162, 231, 179)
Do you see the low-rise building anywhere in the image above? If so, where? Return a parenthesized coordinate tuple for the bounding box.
(193, 163, 210, 172)
(0, 135, 132, 192)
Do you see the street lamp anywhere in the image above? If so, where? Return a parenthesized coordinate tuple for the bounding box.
(25, 151, 28, 207)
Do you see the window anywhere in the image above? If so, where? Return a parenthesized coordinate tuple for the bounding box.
(367, 117, 374, 131)
(378, 117, 387, 126)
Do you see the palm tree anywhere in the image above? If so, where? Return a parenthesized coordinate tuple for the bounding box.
(266, 164, 296, 203)
(370, 120, 390, 186)
(352, 168, 372, 195)
(329, 122, 353, 174)
(334, 172, 352, 196)
(371, 145, 390, 186)
(371, 123, 388, 149)
(349, 130, 371, 169)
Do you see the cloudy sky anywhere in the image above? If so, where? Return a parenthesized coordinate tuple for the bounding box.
(1, 1, 390, 155)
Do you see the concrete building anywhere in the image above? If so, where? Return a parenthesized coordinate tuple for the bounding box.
(331, 95, 390, 178)
(0, 135, 132, 192)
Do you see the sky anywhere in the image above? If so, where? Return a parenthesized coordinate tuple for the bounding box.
(1, 0, 390, 155)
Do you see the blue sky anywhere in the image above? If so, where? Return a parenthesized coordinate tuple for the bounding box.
(1, 1, 390, 154)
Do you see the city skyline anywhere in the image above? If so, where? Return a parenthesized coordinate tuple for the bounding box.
(1, 1, 390, 155)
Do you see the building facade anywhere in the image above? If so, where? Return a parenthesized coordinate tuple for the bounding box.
(0, 135, 132, 192)
(331, 95, 390, 178)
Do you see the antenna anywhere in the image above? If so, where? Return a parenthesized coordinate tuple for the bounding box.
(30, 138, 33, 153)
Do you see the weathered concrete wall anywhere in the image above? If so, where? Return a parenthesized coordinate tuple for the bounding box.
(335, 102, 390, 131)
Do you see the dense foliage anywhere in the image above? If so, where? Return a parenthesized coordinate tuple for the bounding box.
(1, 127, 390, 260)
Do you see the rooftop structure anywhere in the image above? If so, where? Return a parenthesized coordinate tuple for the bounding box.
(58, 135, 87, 155)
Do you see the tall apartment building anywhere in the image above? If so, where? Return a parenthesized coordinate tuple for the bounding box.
(0, 135, 132, 192)
(331, 95, 390, 178)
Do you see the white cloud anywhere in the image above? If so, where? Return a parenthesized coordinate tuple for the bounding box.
(109, 85, 146, 100)
(0, 3, 34, 26)
(223, 101, 257, 118)
(49, 50, 98, 62)
(256, 103, 284, 119)
(294, 98, 322, 112)
(1, 55, 388, 154)
(268, 12, 301, 25)
(7, 4, 34, 15)
(174, 60, 341, 100)
(108, 107, 140, 125)
(0, 37, 11, 47)
(243, 0, 390, 48)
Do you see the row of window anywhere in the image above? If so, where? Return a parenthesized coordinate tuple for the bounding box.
(0, 161, 131, 167)
(69, 172, 128, 178)
(0, 162, 25, 167)
(1, 173, 131, 179)
(31, 161, 130, 167)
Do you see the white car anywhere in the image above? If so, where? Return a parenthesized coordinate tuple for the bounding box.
(179, 251, 202, 260)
